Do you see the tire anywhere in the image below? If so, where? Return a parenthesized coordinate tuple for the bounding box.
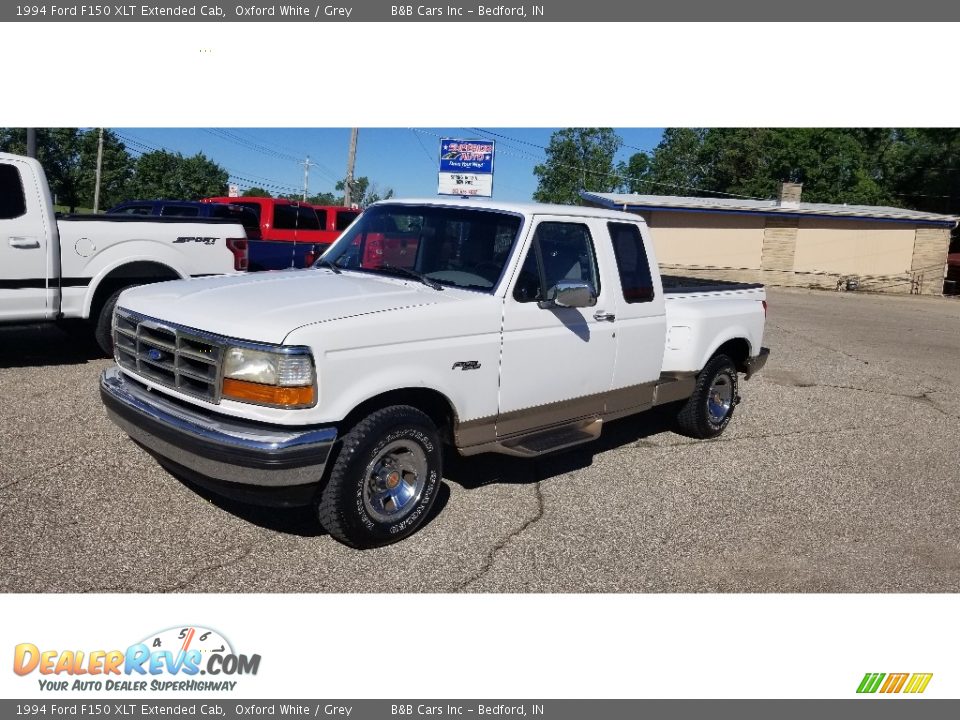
(93, 287, 128, 357)
(675, 353, 739, 439)
(317, 405, 443, 549)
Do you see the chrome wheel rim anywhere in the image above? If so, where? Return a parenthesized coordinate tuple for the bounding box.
(362, 440, 428, 522)
(706, 372, 734, 425)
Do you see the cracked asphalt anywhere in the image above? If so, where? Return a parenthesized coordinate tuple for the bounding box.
(1, 288, 959, 593)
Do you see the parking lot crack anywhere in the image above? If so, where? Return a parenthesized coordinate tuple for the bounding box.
(163, 541, 256, 593)
(455, 478, 545, 592)
(816, 384, 960, 420)
(629, 420, 906, 451)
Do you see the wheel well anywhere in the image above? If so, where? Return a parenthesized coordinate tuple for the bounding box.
(341, 388, 457, 444)
(90, 261, 181, 318)
(713, 338, 751, 373)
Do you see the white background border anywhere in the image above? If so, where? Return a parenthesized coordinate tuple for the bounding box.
(2, 20, 958, 700)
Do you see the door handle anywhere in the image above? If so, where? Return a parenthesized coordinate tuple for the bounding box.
(593, 310, 616, 322)
(9, 237, 40, 249)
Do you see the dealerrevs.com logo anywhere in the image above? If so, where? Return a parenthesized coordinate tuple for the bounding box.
(13, 626, 261, 692)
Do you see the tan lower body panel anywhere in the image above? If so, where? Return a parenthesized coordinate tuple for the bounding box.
(456, 372, 696, 457)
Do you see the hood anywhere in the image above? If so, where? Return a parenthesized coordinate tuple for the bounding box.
(117, 268, 459, 344)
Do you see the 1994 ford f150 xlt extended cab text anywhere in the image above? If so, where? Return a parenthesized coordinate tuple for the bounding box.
(100, 199, 770, 548)
(0, 153, 249, 354)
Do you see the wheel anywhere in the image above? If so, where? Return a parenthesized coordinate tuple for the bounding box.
(93, 287, 129, 357)
(675, 353, 739, 439)
(317, 405, 443, 548)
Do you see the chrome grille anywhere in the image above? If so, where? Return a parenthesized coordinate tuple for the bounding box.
(113, 308, 223, 403)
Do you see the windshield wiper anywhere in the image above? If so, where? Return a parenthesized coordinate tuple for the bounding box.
(316, 258, 342, 274)
(378, 264, 444, 291)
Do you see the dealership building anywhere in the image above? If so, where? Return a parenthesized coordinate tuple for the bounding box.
(581, 185, 959, 295)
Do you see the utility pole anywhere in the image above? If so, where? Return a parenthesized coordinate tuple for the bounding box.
(93, 128, 105, 214)
(26, 129, 37, 158)
(302, 155, 312, 202)
(344, 128, 358, 207)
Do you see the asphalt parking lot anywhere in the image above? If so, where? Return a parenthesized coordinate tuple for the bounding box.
(1, 287, 958, 593)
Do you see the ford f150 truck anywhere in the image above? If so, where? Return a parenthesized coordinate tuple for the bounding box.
(100, 199, 770, 548)
(0, 152, 250, 354)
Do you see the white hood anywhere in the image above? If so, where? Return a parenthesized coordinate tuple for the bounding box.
(117, 269, 460, 344)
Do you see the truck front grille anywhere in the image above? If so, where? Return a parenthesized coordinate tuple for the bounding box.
(113, 308, 223, 403)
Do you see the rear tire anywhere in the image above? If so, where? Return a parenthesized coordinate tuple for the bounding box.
(93, 287, 128, 357)
(675, 353, 739, 439)
(317, 405, 442, 549)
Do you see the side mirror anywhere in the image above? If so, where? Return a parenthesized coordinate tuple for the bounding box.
(538, 281, 597, 309)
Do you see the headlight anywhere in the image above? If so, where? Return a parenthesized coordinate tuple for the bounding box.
(221, 346, 316, 408)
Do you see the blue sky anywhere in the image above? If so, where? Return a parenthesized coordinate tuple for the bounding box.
(111, 128, 665, 202)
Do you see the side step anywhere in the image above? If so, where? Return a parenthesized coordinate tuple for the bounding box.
(498, 417, 602, 458)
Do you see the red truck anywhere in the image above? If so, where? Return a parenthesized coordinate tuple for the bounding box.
(202, 197, 359, 270)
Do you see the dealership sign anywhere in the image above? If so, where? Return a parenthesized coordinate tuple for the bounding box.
(438, 138, 495, 197)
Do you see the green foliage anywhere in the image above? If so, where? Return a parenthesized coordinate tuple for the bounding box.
(623, 128, 960, 214)
(129, 150, 228, 200)
(1, 128, 82, 210)
(77, 130, 134, 210)
(242, 187, 272, 198)
(533, 128, 622, 204)
(335, 176, 394, 207)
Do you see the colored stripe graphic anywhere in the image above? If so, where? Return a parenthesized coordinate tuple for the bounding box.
(880, 673, 909, 693)
(857, 673, 885, 693)
(857, 672, 932, 694)
(903, 673, 933, 694)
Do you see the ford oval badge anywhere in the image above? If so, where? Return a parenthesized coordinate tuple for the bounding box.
(147, 349, 163, 361)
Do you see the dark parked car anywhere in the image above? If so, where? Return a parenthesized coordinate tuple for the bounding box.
(108, 200, 261, 239)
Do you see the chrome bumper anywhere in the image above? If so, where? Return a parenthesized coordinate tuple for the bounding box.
(100, 366, 337, 487)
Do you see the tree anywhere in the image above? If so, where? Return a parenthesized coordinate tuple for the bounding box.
(632, 128, 911, 205)
(0, 128, 84, 210)
(242, 187, 272, 198)
(533, 128, 622, 204)
(129, 150, 228, 200)
(76, 129, 135, 210)
(335, 176, 394, 207)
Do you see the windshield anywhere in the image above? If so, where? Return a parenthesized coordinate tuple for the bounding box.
(318, 204, 523, 292)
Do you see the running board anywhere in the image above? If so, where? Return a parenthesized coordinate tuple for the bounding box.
(496, 417, 603, 458)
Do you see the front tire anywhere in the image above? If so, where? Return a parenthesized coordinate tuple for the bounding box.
(317, 405, 442, 548)
(675, 354, 739, 439)
(93, 287, 128, 357)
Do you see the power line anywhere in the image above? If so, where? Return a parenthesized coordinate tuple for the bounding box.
(412, 127, 767, 201)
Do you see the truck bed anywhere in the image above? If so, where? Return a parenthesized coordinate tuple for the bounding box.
(661, 274, 764, 294)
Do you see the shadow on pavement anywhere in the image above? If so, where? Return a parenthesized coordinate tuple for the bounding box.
(137, 403, 680, 538)
(156, 450, 451, 540)
(0, 323, 104, 368)
(444, 404, 681, 490)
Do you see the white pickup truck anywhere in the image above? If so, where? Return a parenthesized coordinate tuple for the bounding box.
(0, 152, 250, 353)
(100, 199, 769, 548)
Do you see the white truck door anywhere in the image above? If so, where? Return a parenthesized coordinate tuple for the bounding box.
(0, 158, 56, 321)
(603, 221, 667, 415)
(498, 216, 617, 437)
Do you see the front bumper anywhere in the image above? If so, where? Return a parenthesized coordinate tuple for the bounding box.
(744, 346, 770, 380)
(100, 367, 337, 487)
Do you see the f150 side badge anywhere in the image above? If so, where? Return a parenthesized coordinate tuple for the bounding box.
(174, 236, 218, 245)
(452, 361, 481, 371)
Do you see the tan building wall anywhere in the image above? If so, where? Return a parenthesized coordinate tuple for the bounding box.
(641, 210, 952, 295)
(647, 211, 766, 269)
(793, 219, 916, 276)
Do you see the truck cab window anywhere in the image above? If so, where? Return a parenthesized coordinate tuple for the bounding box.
(608, 222, 654, 302)
(513, 221, 600, 303)
(0, 164, 27, 219)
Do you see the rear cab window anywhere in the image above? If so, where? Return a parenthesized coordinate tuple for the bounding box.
(336, 210, 360, 231)
(607, 222, 655, 303)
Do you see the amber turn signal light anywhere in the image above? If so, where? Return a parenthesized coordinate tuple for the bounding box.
(222, 378, 316, 408)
